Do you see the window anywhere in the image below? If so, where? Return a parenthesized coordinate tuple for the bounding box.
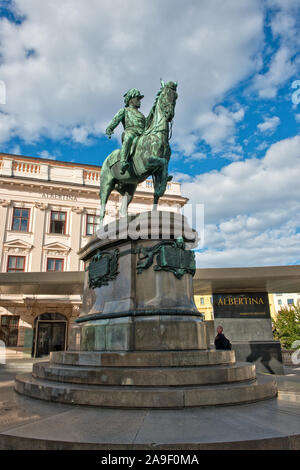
(287, 299, 294, 305)
(7, 256, 25, 272)
(200, 297, 204, 305)
(0, 315, 19, 346)
(86, 214, 100, 236)
(47, 258, 64, 272)
(146, 181, 152, 188)
(50, 211, 66, 234)
(12, 207, 30, 232)
(278, 299, 282, 305)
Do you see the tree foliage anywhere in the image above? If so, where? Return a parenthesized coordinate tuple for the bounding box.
(273, 305, 300, 349)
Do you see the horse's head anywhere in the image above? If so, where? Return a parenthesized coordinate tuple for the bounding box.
(158, 80, 178, 122)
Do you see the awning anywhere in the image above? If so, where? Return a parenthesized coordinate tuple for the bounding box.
(0, 271, 84, 295)
(0, 266, 299, 296)
(193, 265, 300, 295)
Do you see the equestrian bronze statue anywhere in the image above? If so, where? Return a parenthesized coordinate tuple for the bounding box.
(100, 80, 178, 224)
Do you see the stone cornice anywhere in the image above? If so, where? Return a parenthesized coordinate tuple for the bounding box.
(0, 176, 187, 205)
(0, 175, 118, 199)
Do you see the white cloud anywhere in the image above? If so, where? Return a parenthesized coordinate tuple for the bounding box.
(8, 143, 21, 155)
(252, 1, 300, 99)
(0, 0, 263, 154)
(195, 105, 245, 153)
(71, 126, 91, 145)
(181, 135, 300, 267)
(189, 152, 207, 162)
(257, 116, 280, 133)
(221, 152, 243, 162)
(257, 141, 268, 151)
(172, 172, 193, 183)
(39, 150, 56, 160)
(252, 47, 297, 98)
(0, 112, 17, 142)
(267, 0, 300, 47)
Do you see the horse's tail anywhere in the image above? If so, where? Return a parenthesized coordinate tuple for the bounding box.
(100, 150, 119, 187)
(99, 152, 114, 197)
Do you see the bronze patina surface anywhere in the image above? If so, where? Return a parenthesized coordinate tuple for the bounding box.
(100, 80, 178, 223)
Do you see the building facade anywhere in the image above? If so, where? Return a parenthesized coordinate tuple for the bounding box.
(271, 293, 300, 315)
(0, 152, 187, 356)
(194, 295, 214, 320)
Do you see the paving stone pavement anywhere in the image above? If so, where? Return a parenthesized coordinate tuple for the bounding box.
(0, 358, 300, 449)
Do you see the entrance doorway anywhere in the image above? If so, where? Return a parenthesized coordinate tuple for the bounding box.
(33, 313, 67, 358)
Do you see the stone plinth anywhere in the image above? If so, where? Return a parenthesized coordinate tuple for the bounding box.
(15, 349, 277, 408)
(70, 315, 209, 352)
(14, 212, 278, 408)
(71, 211, 208, 352)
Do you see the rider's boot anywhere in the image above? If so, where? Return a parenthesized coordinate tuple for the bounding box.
(120, 137, 131, 174)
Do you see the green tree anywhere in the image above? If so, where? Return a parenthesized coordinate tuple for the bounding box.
(273, 305, 300, 349)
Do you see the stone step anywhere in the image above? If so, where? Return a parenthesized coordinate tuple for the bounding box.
(14, 373, 277, 408)
(33, 361, 256, 386)
(50, 349, 236, 368)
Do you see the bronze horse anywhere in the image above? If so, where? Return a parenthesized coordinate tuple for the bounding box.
(99, 80, 178, 224)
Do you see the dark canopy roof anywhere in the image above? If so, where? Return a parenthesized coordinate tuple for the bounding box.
(0, 266, 299, 295)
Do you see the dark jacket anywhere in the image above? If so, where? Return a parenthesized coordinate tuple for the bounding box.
(215, 333, 231, 350)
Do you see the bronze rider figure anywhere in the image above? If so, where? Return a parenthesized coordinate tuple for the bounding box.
(105, 88, 146, 174)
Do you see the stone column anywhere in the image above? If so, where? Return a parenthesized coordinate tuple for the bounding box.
(31, 203, 48, 271)
(1, 158, 13, 177)
(69, 207, 84, 271)
(0, 200, 10, 271)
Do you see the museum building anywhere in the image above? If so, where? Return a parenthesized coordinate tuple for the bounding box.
(0, 152, 187, 356)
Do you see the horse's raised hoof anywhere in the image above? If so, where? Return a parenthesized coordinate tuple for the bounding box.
(167, 175, 173, 182)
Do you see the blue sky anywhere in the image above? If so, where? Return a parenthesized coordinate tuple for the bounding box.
(0, 0, 299, 267)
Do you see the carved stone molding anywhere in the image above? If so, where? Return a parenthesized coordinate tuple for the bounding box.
(45, 250, 68, 256)
(4, 247, 31, 255)
(0, 199, 11, 207)
(43, 242, 70, 255)
(71, 305, 81, 319)
(3, 239, 33, 254)
(71, 206, 85, 214)
(34, 202, 49, 210)
(24, 297, 36, 313)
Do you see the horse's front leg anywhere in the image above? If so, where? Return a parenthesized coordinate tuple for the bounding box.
(119, 184, 136, 217)
(120, 194, 134, 217)
(152, 160, 169, 209)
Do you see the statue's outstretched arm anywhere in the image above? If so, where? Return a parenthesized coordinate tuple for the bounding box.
(105, 108, 125, 136)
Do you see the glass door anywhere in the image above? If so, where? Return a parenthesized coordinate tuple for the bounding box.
(36, 321, 66, 357)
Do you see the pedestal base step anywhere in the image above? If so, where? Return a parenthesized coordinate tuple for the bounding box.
(33, 361, 256, 386)
(50, 350, 235, 368)
(15, 373, 277, 408)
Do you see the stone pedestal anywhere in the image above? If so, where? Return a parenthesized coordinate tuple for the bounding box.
(15, 212, 277, 408)
(71, 211, 208, 352)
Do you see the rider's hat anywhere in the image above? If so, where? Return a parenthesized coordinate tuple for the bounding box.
(124, 88, 144, 107)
